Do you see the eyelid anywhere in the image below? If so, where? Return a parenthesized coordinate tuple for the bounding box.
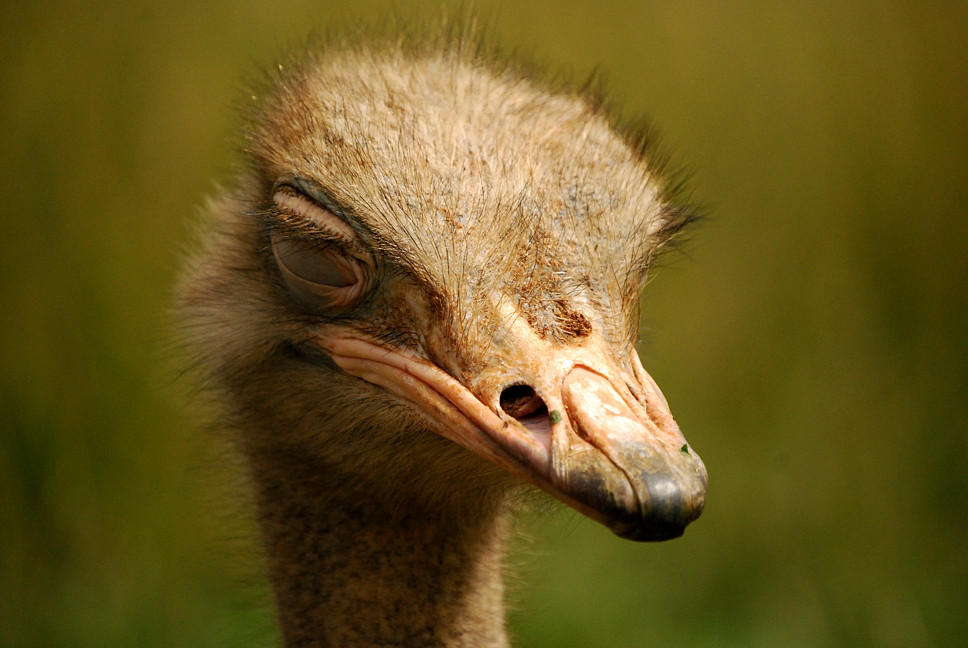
(272, 235, 359, 287)
(272, 185, 358, 241)
(271, 230, 367, 309)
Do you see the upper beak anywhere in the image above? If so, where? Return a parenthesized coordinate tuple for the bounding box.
(319, 328, 706, 542)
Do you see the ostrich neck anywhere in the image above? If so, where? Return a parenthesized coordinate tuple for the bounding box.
(251, 455, 511, 648)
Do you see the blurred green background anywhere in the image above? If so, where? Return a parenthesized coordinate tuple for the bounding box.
(2, 1, 966, 646)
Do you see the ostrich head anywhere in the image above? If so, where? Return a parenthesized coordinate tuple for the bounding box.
(181, 44, 706, 544)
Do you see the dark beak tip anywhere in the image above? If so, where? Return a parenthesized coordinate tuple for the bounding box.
(609, 475, 707, 543)
(613, 523, 686, 542)
(610, 501, 704, 542)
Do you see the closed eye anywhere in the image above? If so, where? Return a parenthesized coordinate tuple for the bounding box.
(270, 186, 370, 312)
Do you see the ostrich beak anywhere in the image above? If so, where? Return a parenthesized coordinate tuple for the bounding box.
(319, 331, 706, 541)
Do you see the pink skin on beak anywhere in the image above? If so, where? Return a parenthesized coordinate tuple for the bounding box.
(317, 330, 706, 541)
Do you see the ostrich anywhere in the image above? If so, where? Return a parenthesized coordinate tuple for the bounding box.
(179, 39, 707, 648)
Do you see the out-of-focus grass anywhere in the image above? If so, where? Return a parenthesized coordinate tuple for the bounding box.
(1, 1, 965, 647)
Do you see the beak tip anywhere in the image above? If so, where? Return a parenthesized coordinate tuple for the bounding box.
(613, 523, 686, 542)
(610, 498, 705, 542)
(613, 468, 707, 542)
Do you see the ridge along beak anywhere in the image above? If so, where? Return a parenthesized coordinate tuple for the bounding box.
(318, 329, 706, 542)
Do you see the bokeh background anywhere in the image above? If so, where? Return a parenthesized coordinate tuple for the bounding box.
(2, 1, 966, 646)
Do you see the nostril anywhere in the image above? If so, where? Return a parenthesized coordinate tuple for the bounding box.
(500, 384, 545, 420)
(500, 384, 552, 444)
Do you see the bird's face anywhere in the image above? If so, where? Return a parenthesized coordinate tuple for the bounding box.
(202, 50, 706, 540)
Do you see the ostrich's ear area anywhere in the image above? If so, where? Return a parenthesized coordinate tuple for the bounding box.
(270, 186, 369, 311)
(317, 329, 708, 542)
